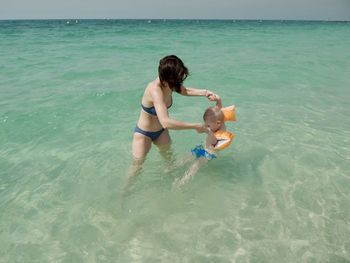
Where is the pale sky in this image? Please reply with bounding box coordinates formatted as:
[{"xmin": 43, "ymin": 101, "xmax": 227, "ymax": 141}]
[{"xmin": 1, "ymin": 0, "xmax": 349, "ymax": 20}]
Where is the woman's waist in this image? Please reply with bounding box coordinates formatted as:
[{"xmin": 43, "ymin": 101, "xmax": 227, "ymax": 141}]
[{"xmin": 136, "ymin": 113, "xmax": 163, "ymax": 131}]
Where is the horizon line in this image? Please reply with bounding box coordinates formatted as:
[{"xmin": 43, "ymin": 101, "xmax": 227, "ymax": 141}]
[{"xmin": 1, "ymin": 18, "xmax": 349, "ymax": 22}]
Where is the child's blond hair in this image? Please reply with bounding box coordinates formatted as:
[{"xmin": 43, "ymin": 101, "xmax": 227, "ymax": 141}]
[{"xmin": 203, "ymin": 106, "xmax": 224, "ymax": 122}]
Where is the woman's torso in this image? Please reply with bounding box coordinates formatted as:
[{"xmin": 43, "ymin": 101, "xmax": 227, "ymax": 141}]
[{"xmin": 137, "ymin": 79, "xmax": 172, "ymax": 131}]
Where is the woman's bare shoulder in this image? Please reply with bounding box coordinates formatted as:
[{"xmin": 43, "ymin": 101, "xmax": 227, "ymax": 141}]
[
  {"xmin": 146, "ymin": 79, "xmax": 162, "ymax": 94},
  {"xmin": 142, "ymin": 79, "xmax": 162, "ymax": 104}
]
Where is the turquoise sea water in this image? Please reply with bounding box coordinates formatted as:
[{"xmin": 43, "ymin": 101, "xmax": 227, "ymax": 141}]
[{"xmin": 1, "ymin": 20, "xmax": 350, "ymax": 262}]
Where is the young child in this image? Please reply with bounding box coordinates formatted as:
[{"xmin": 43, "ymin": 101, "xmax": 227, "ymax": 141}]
[{"xmin": 173, "ymin": 98, "xmax": 236, "ymax": 189}]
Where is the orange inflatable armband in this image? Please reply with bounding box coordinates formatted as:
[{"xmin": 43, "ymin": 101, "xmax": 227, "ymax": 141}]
[
  {"xmin": 213, "ymin": 130, "xmax": 235, "ymax": 150},
  {"xmin": 221, "ymin": 105, "xmax": 236, "ymax": 122}
]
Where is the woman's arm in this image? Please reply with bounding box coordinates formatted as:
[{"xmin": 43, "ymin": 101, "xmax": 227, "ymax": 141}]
[
  {"xmin": 179, "ymin": 86, "xmax": 220, "ymax": 102},
  {"xmin": 151, "ymin": 87, "xmax": 206, "ymax": 132},
  {"xmin": 179, "ymin": 86, "xmax": 207, "ymax": 96}
]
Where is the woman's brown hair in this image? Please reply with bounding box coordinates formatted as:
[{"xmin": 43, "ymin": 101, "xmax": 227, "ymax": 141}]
[{"xmin": 158, "ymin": 55, "xmax": 189, "ymax": 93}]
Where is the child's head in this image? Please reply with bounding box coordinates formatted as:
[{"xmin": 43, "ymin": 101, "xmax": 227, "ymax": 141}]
[{"xmin": 203, "ymin": 106, "xmax": 224, "ymax": 132}]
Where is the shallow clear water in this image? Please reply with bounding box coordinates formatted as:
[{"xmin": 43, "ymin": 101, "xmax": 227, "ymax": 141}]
[{"xmin": 1, "ymin": 20, "xmax": 350, "ymax": 262}]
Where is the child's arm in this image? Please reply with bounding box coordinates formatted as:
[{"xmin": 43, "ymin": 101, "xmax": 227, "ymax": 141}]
[
  {"xmin": 215, "ymin": 96, "xmax": 222, "ymax": 109},
  {"xmin": 205, "ymin": 129, "xmax": 218, "ymax": 150}
]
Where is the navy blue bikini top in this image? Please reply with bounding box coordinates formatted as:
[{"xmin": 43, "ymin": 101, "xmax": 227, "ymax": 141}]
[{"xmin": 141, "ymin": 97, "xmax": 173, "ymax": 116}]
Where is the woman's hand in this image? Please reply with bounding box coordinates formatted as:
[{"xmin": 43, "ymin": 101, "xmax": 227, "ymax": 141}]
[
  {"xmin": 205, "ymin": 90, "xmax": 220, "ymax": 102},
  {"xmin": 205, "ymin": 90, "xmax": 222, "ymax": 108},
  {"xmin": 194, "ymin": 123, "xmax": 208, "ymax": 133}
]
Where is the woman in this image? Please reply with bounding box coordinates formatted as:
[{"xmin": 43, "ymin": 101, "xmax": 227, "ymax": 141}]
[{"xmin": 129, "ymin": 55, "xmax": 220, "ymax": 179}]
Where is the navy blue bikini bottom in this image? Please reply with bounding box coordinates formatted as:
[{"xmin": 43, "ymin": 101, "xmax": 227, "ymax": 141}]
[{"xmin": 134, "ymin": 125, "xmax": 165, "ymax": 141}]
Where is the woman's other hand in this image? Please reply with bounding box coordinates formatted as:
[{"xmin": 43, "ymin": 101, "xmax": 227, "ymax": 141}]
[
  {"xmin": 206, "ymin": 91, "xmax": 222, "ymax": 108},
  {"xmin": 205, "ymin": 90, "xmax": 220, "ymax": 102},
  {"xmin": 194, "ymin": 123, "xmax": 207, "ymax": 133}
]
